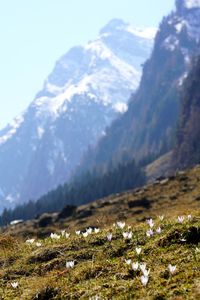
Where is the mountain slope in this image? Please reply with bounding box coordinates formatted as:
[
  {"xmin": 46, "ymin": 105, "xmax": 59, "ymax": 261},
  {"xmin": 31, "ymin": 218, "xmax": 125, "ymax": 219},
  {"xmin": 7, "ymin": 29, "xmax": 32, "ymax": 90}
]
[
  {"xmin": 0, "ymin": 19, "xmax": 155, "ymax": 210},
  {"xmin": 172, "ymin": 56, "xmax": 200, "ymax": 169},
  {"xmin": 78, "ymin": 0, "xmax": 200, "ymax": 173},
  {"xmin": 1, "ymin": 164, "xmax": 200, "ymax": 299}
]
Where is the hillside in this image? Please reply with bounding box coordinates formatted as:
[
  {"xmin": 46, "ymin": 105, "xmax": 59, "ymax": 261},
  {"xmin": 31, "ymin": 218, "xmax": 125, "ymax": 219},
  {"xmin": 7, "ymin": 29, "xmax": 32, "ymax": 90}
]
[
  {"xmin": 3, "ymin": 164, "xmax": 200, "ymax": 238},
  {"xmin": 0, "ymin": 19, "xmax": 155, "ymax": 211},
  {"xmin": 78, "ymin": 0, "xmax": 200, "ymax": 174},
  {"xmin": 0, "ymin": 165, "xmax": 200, "ymax": 299},
  {"xmin": 172, "ymin": 56, "xmax": 200, "ymax": 169}
]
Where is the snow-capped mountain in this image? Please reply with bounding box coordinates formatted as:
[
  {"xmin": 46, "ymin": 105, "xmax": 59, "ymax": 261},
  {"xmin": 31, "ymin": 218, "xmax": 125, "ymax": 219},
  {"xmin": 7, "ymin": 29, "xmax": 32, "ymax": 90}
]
[
  {"xmin": 0, "ymin": 19, "xmax": 156, "ymax": 210},
  {"xmin": 77, "ymin": 0, "xmax": 200, "ymax": 174}
]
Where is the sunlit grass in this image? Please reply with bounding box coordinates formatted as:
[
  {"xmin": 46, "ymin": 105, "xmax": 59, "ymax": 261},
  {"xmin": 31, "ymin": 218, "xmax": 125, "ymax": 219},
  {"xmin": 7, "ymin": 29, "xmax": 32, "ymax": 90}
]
[{"xmin": 0, "ymin": 212, "xmax": 199, "ymax": 299}]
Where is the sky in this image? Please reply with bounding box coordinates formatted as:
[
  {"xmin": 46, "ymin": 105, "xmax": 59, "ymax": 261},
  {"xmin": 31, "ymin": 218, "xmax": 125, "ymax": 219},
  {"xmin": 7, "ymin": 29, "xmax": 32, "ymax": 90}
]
[{"xmin": 0, "ymin": 0, "xmax": 175, "ymax": 129}]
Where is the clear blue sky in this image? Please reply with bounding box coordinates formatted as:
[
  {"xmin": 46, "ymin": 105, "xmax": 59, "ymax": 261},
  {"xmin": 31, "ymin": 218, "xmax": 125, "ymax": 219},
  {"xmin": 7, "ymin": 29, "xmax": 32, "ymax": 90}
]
[{"xmin": 0, "ymin": 0, "xmax": 175, "ymax": 129}]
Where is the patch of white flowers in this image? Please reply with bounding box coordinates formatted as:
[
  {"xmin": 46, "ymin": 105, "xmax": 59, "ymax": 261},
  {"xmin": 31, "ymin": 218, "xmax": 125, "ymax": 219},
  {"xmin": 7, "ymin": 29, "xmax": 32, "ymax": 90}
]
[
  {"xmin": 61, "ymin": 230, "xmax": 70, "ymax": 238},
  {"xmin": 168, "ymin": 264, "xmax": 176, "ymax": 274},
  {"xmin": 26, "ymin": 238, "xmax": 42, "ymax": 247},
  {"xmin": 177, "ymin": 216, "xmax": 184, "ymax": 224},
  {"xmin": 122, "ymin": 231, "xmax": 133, "ymax": 240},
  {"xmin": 26, "ymin": 238, "xmax": 35, "ymax": 244},
  {"xmin": 135, "ymin": 247, "xmax": 142, "ymax": 255},
  {"xmin": 147, "ymin": 219, "xmax": 154, "ymax": 228},
  {"xmin": 141, "ymin": 274, "xmax": 149, "ymax": 286},
  {"xmin": 159, "ymin": 215, "xmax": 164, "ymax": 221},
  {"xmin": 195, "ymin": 247, "xmax": 200, "ymax": 253},
  {"xmin": 82, "ymin": 232, "xmax": 89, "ymax": 238},
  {"xmin": 107, "ymin": 233, "xmax": 113, "ymax": 242},
  {"xmin": 125, "ymin": 259, "xmax": 132, "ymax": 265},
  {"xmin": 11, "ymin": 282, "xmax": 19, "ymax": 289},
  {"xmin": 66, "ymin": 260, "xmax": 75, "ymax": 269},
  {"xmin": 146, "ymin": 229, "xmax": 154, "ymax": 237},
  {"xmin": 19, "ymin": 213, "xmax": 195, "ymax": 294},
  {"xmin": 132, "ymin": 262, "xmax": 139, "ymax": 271},
  {"xmin": 156, "ymin": 227, "xmax": 162, "ymax": 234},
  {"xmin": 116, "ymin": 221, "xmax": 126, "ymax": 229},
  {"xmin": 50, "ymin": 233, "xmax": 60, "ymax": 240}
]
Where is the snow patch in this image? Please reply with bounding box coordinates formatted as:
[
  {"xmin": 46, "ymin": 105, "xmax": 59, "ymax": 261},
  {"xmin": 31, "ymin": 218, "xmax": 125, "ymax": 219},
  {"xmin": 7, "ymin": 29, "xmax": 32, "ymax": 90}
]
[
  {"xmin": 0, "ymin": 114, "xmax": 24, "ymax": 145},
  {"xmin": 34, "ymin": 96, "xmax": 67, "ymax": 119},
  {"xmin": 163, "ymin": 35, "xmax": 179, "ymax": 51},
  {"xmin": 37, "ymin": 127, "xmax": 45, "ymax": 139},
  {"xmin": 175, "ymin": 21, "xmax": 186, "ymax": 33},
  {"xmin": 85, "ymin": 40, "xmax": 112, "ymax": 60},
  {"xmin": 46, "ymin": 82, "xmax": 63, "ymax": 95},
  {"xmin": 113, "ymin": 102, "xmax": 128, "ymax": 114},
  {"xmin": 5, "ymin": 194, "xmax": 15, "ymax": 203},
  {"xmin": 178, "ymin": 72, "xmax": 188, "ymax": 86},
  {"xmin": 126, "ymin": 26, "xmax": 157, "ymax": 40},
  {"xmin": 184, "ymin": 0, "xmax": 200, "ymax": 9}
]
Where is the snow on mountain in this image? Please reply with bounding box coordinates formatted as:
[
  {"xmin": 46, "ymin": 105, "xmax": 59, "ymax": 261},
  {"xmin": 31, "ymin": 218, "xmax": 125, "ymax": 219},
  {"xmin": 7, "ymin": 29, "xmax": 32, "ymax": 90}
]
[
  {"xmin": 163, "ymin": 1, "xmax": 200, "ymax": 58},
  {"xmin": 0, "ymin": 19, "xmax": 155, "ymax": 211},
  {"xmin": 77, "ymin": 1, "xmax": 200, "ymax": 175},
  {"xmin": 0, "ymin": 114, "xmax": 24, "ymax": 145},
  {"xmin": 183, "ymin": 0, "xmax": 200, "ymax": 9},
  {"xmin": 126, "ymin": 26, "xmax": 157, "ymax": 39}
]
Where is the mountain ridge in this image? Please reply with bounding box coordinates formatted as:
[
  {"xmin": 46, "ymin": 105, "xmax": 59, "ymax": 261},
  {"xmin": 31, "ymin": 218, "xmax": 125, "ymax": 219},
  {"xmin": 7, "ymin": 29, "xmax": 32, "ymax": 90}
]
[
  {"xmin": 77, "ymin": 1, "xmax": 200, "ymax": 174},
  {"xmin": 0, "ymin": 20, "xmax": 155, "ymax": 211}
]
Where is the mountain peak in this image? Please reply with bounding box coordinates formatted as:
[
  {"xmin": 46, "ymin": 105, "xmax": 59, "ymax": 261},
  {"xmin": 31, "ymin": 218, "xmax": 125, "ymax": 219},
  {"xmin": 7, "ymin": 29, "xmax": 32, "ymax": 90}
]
[
  {"xmin": 100, "ymin": 19, "xmax": 157, "ymax": 40},
  {"xmin": 100, "ymin": 19, "xmax": 128, "ymax": 34},
  {"xmin": 0, "ymin": 18, "xmax": 154, "ymax": 210}
]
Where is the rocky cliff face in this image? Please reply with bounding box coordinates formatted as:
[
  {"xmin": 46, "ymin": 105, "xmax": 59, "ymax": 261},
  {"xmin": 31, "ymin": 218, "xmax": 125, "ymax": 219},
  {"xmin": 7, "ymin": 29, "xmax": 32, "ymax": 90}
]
[
  {"xmin": 172, "ymin": 56, "xmax": 200, "ymax": 169},
  {"xmin": 0, "ymin": 19, "xmax": 155, "ymax": 210},
  {"xmin": 78, "ymin": 0, "xmax": 200, "ymax": 173}
]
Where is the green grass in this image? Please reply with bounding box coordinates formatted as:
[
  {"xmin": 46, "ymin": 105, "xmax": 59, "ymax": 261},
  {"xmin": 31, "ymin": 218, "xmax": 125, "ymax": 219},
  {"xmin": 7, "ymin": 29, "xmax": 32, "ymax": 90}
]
[{"xmin": 0, "ymin": 213, "xmax": 199, "ymax": 299}]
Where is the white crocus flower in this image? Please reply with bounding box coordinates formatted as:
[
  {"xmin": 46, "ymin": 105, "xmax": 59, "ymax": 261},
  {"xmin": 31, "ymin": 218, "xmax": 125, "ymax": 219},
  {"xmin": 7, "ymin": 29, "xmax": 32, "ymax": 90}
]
[
  {"xmin": 168, "ymin": 264, "xmax": 176, "ymax": 274},
  {"xmin": 50, "ymin": 233, "xmax": 60, "ymax": 240},
  {"xmin": 89, "ymin": 296, "xmax": 101, "ymax": 300},
  {"xmin": 94, "ymin": 228, "xmax": 100, "ymax": 234},
  {"xmin": 65, "ymin": 233, "xmax": 70, "ymax": 238},
  {"xmin": 159, "ymin": 215, "xmax": 164, "ymax": 221},
  {"xmin": 11, "ymin": 282, "xmax": 18, "ymax": 289},
  {"xmin": 147, "ymin": 219, "xmax": 154, "ymax": 228},
  {"xmin": 156, "ymin": 227, "xmax": 162, "ymax": 234},
  {"xmin": 132, "ymin": 262, "xmax": 139, "ymax": 271},
  {"xmin": 125, "ymin": 259, "xmax": 132, "ymax": 265},
  {"xmin": 122, "ymin": 232, "xmax": 132, "ymax": 240},
  {"xmin": 86, "ymin": 228, "xmax": 93, "ymax": 234},
  {"xmin": 178, "ymin": 216, "xmax": 184, "ymax": 224},
  {"xmin": 187, "ymin": 215, "xmax": 192, "ymax": 221},
  {"xmin": 141, "ymin": 275, "xmax": 149, "ymax": 286},
  {"xmin": 116, "ymin": 221, "xmax": 126, "ymax": 229},
  {"xmin": 36, "ymin": 242, "xmax": 42, "ymax": 247},
  {"xmin": 75, "ymin": 230, "xmax": 81, "ymax": 235},
  {"xmin": 135, "ymin": 247, "xmax": 142, "ymax": 255},
  {"xmin": 195, "ymin": 247, "xmax": 200, "ymax": 253},
  {"xmin": 82, "ymin": 232, "xmax": 89, "ymax": 238},
  {"xmin": 146, "ymin": 229, "xmax": 154, "ymax": 237},
  {"xmin": 107, "ymin": 233, "xmax": 112, "ymax": 242},
  {"xmin": 26, "ymin": 239, "xmax": 35, "ymax": 244},
  {"xmin": 61, "ymin": 230, "xmax": 66, "ymax": 237},
  {"xmin": 66, "ymin": 261, "xmax": 75, "ymax": 269},
  {"xmin": 140, "ymin": 263, "xmax": 147, "ymax": 273},
  {"xmin": 142, "ymin": 268, "xmax": 150, "ymax": 277}
]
